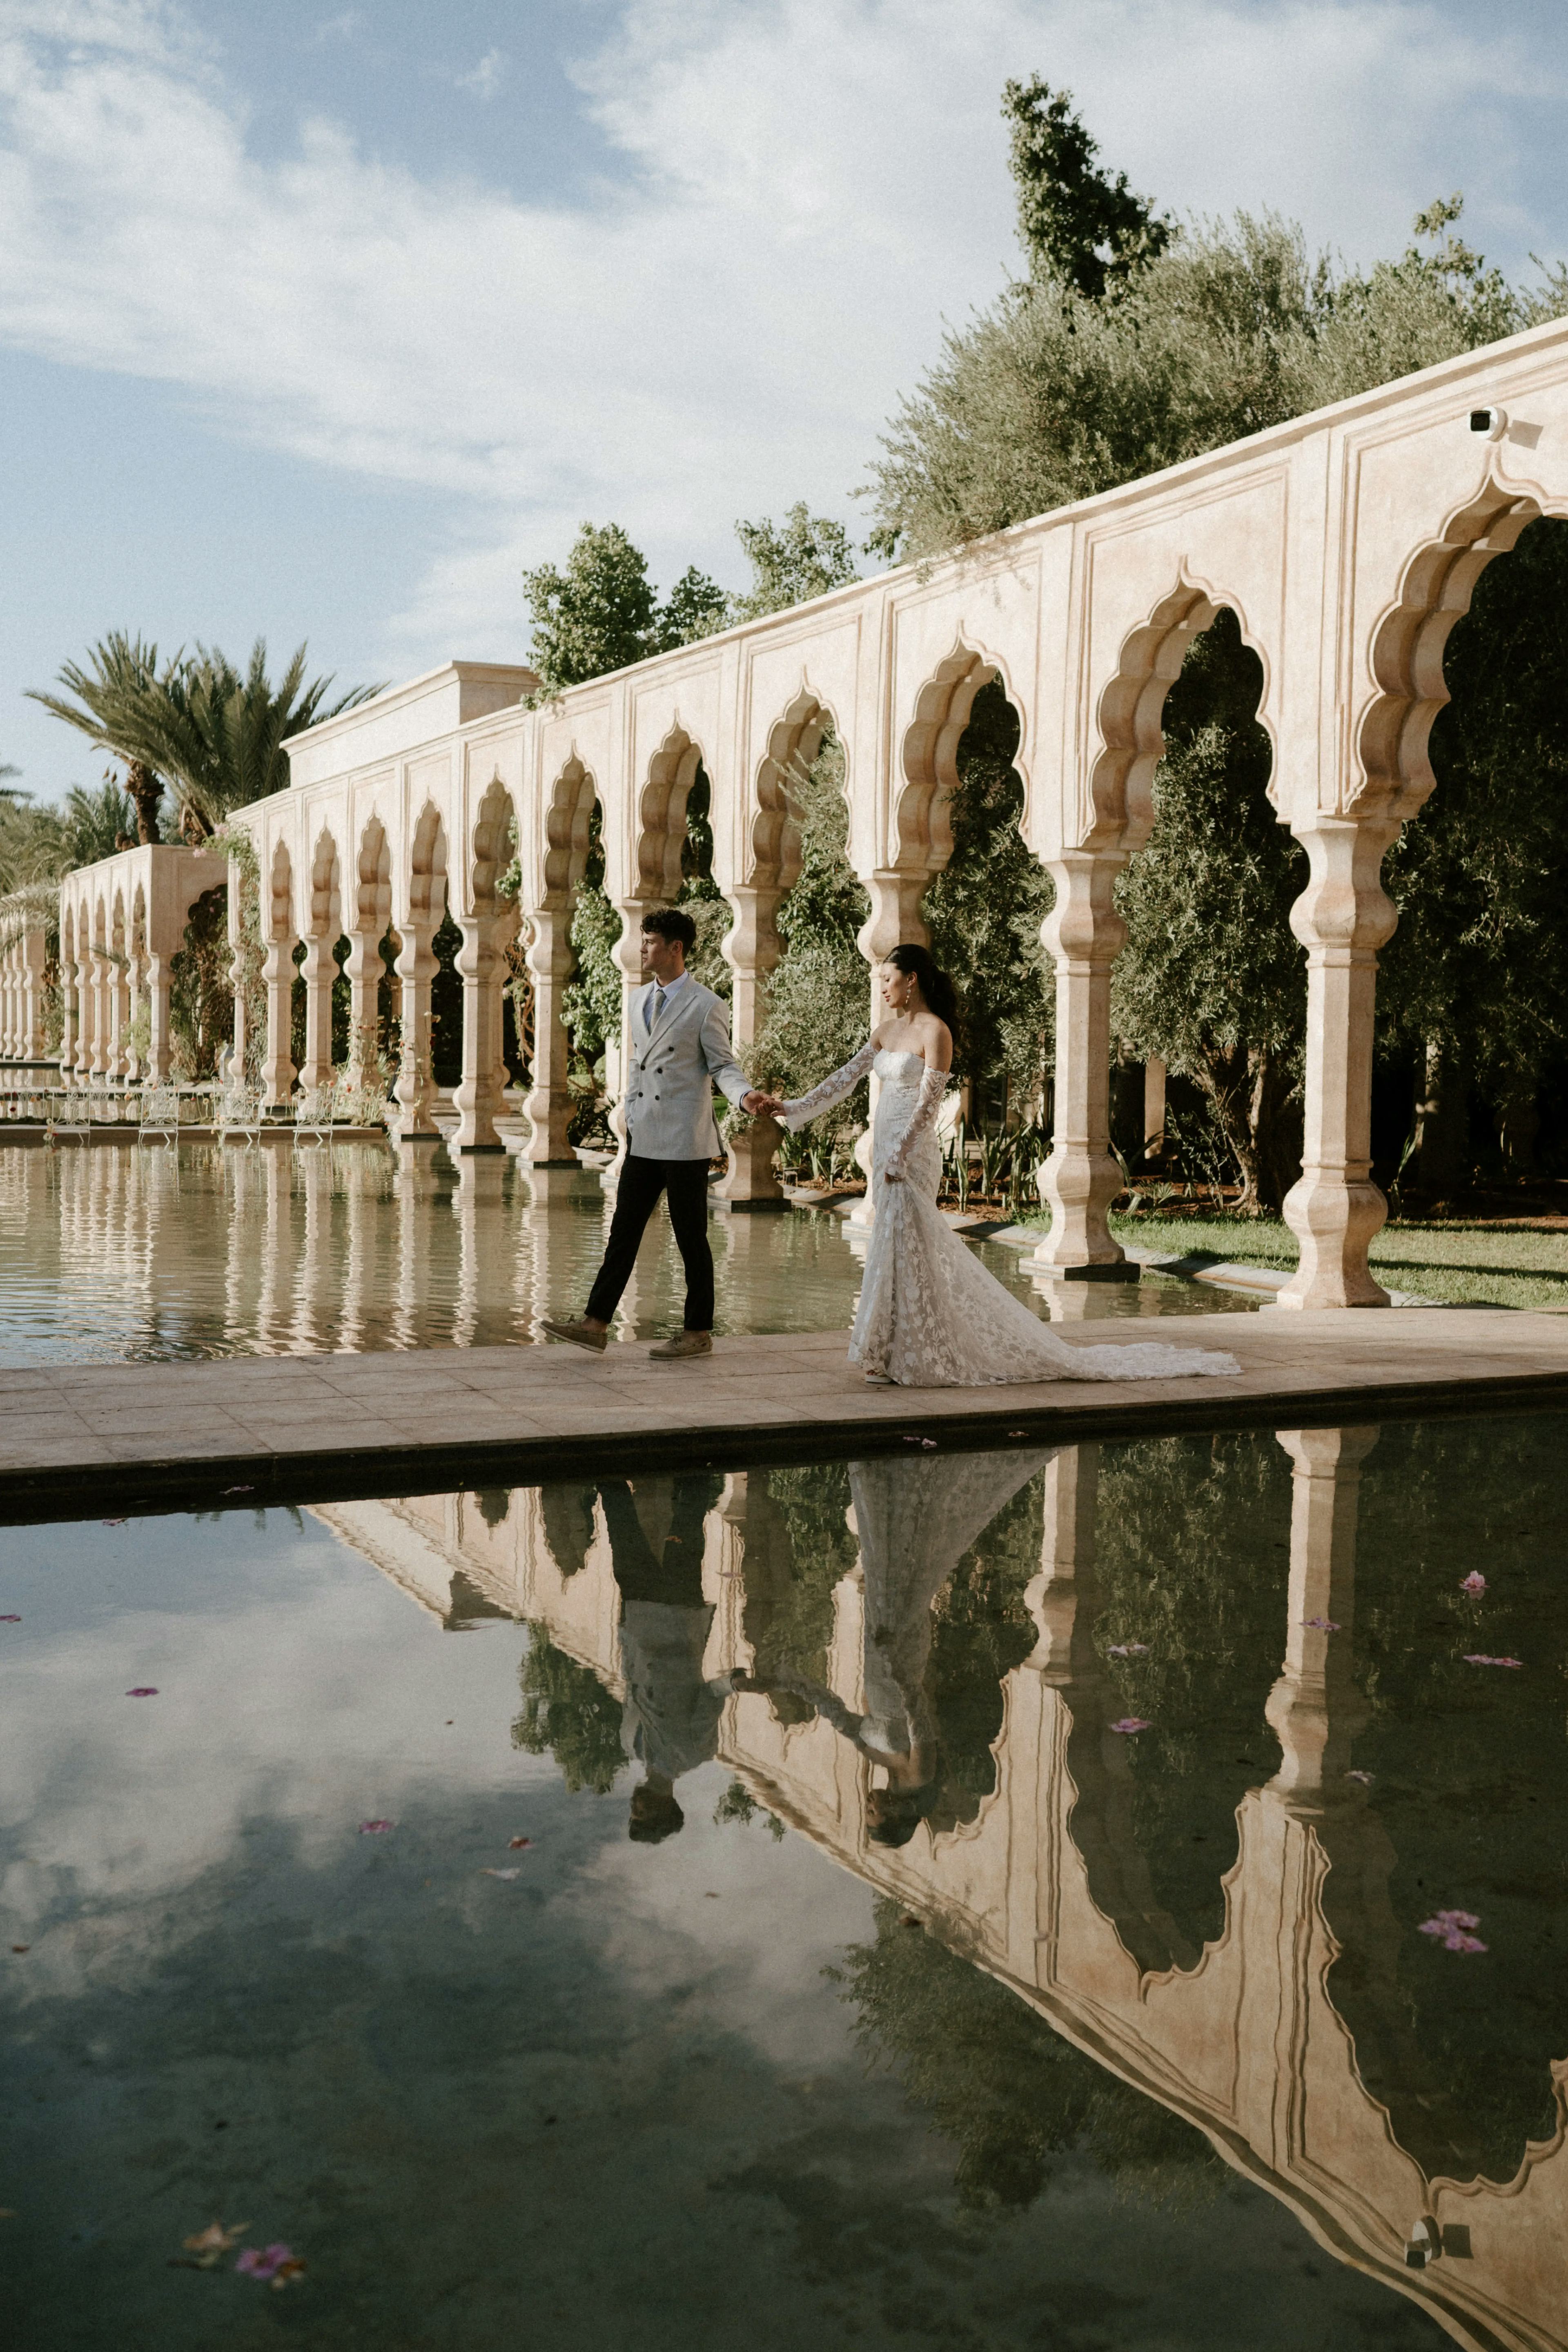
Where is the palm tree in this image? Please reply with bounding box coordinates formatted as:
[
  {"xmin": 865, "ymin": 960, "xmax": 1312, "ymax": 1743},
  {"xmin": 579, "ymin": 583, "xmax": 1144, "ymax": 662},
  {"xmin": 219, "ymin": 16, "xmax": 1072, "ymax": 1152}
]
[
  {"xmin": 28, "ymin": 634, "xmax": 381, "ymax": 841},
  {"xmin": 25, "ymin": 636, "xmax": 168, "ymax": 842}
]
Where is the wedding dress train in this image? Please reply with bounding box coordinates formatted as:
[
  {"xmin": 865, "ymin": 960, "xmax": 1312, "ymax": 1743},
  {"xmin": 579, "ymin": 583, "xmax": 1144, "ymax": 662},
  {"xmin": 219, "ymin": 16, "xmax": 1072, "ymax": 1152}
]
[{"xmin": 781, "ymin": 1046, "xmax": 1241, "ymax": 1388}]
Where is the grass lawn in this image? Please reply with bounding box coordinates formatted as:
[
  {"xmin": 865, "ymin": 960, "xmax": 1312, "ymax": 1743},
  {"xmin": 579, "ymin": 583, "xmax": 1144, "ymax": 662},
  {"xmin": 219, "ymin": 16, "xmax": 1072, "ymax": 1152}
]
[{"xmin": 1015, "ymin": 1210, "xmax": 1568, "ymax": 1313}]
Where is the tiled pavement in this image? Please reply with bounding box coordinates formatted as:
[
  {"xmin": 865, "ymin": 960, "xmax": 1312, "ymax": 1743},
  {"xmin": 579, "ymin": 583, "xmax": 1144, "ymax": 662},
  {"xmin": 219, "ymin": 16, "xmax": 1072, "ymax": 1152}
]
[{"xmin": 4, "ymin": 1306, "xmax": 1568, "ymax": 1520}]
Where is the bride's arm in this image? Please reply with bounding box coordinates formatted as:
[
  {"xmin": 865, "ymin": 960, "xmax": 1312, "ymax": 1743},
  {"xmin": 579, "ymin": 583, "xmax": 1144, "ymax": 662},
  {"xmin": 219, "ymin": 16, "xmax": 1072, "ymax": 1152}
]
[{"xmin": 775, "ymin": 1039, "xmax": 878, "ymax": 1132}]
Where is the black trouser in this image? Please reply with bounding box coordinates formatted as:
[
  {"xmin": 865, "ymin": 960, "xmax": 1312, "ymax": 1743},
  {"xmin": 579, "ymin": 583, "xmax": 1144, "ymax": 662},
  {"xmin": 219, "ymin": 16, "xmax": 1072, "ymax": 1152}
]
[{"xmin": 585, "ymin": 1155, "xmax": 714, "ymax": 1331}]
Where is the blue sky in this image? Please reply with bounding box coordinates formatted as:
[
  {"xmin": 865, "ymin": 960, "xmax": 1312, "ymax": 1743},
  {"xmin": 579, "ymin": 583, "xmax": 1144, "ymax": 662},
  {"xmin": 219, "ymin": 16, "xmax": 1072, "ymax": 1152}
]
[{"xmin": 2, "ymin": 0, "xmax": 1567, "ymax": 800}]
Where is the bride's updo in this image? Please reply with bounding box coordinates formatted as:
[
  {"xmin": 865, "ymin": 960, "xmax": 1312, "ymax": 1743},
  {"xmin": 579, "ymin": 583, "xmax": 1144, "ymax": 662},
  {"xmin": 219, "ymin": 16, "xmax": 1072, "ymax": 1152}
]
[{"xmin": 886, "ymin": 942, "xmax": 959, "ymax": 1033}]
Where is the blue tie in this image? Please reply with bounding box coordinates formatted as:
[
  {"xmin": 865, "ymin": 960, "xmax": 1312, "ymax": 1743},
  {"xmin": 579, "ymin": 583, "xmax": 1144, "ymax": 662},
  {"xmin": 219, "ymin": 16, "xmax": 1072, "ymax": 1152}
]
[{"xmin": 646, "ymin": 984, "xmax": 666, "ymax": 1033}]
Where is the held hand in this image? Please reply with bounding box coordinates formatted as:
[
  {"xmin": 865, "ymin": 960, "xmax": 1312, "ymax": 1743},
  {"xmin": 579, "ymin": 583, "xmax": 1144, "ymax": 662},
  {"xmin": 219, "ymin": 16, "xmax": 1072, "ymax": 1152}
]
[{"xmin": 740, "ymin": 1089, "xmax": 776, "ymax": 1116}]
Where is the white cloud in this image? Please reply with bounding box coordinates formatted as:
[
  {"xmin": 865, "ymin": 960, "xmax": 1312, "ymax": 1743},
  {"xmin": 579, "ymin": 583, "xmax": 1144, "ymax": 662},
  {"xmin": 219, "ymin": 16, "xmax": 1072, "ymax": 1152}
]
[
  {"xmin": 455, "ymin": 43, "xmax": 506, "ymax": 100},
  {"xmin": 0, "ymin": 0, "xmax": 1560, "ymax": 664}
]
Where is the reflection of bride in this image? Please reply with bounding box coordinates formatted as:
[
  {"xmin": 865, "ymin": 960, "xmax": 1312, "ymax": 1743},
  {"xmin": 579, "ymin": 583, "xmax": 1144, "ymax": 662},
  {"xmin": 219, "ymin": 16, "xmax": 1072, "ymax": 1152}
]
[
  {"xmin": 738, "ymin": 1447, "xmax": 1054, "ymax": 1846},
  {"xmin": 771, "ymin": 946, "xmax": 1239, "ymax": 1390}
]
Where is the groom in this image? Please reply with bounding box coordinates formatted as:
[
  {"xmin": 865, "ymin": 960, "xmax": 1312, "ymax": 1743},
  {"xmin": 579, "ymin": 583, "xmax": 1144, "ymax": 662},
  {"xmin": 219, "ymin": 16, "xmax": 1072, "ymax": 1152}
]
[{"xmin": 542, "ymin": 905, "xmax": 773, "ymax": 1361}]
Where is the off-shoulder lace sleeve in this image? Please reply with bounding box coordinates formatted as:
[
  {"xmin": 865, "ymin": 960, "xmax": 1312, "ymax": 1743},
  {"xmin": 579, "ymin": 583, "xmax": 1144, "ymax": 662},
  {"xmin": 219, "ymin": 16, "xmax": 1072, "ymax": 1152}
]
[
  {"xmin": 779, "ymin": 1040, "xmax": 876, "ymax": 1132},
  {"xmin": 884, "ymin": 1064, "xmax": 949, "ymax": 1178}
]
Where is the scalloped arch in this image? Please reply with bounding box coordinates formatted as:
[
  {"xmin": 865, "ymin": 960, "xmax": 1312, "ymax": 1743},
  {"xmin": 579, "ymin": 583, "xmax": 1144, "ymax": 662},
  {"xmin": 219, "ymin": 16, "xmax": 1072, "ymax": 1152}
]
[
  {"xmin": 540, "ymin": 754, "xmax": 597, "ymax": 907},
  {"xmin": 1352, "ymin": 481, "xmax": 1551, "ymax": 824},
  {"xmin": 408, "ymin": 802, "xmax": 448, "ymax": 929},
  {"xmin": 895, "ymin": 640, "xmax": 1018, "ymax": 882},
  {"xmin": 748, "ymin": 683, "xmax": 841, "ymax": 897},
  {"xmin": 469, "ymin": 773, "xmax": 516, "ymax": 911},
  {"xmin": 1078, "ymin": 567, "xmax": 1276, "ymax": 858},
  {"xmin": 635, "ymin": 724, "xmax": 704, "ymax": 904},
  {"xmin": 308, "ymin": 826, "xmax": 342, "ymax": 940}
]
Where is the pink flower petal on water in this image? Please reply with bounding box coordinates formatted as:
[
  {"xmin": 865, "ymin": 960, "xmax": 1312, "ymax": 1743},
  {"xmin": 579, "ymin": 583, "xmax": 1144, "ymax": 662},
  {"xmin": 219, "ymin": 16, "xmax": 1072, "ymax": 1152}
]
[
  {"xmin": 236, "ymin": 2241, "xmax": 297, "ymax": 2281},
  {"xmin": 481, "ymin": 1866, "xmax": 521, "ymax": 1881},
  {"xmin": 357, "ymin": 1819, "xmax": 394, "ymax": 1835},
  {"xmin": 1302, "ymin": 1617, "xmax": 1341, "ymax": 1633},
  {"xmin": 1460, "ymin": 1572, "xmax": 1487, "ymax": 1595},
  {"xmin": 101, "ymin": 1518, "xmax": 127, "ymax": 1527},
  {"xmin": 126, "ymin": 1687, "xmax": 158, "ymax": 1697},
  {"xmin": 507, "ymin": 1837, "xmax": 532, "ymax": 1850},
  {"xmin": 1463, "ymin": 1654, "xmax": 1522, "ymax": 1668},
  {"xmin": 1420, "ymin": 1908, "xmax": 1483, "ymax": 1951},
  {"xmin": 1110, "ymin": 1717, "xmax": 1151, "ymax": 1735},
  {"xmin": 1345, "ymin": 1769, "xmax": 1373, "ymax": 1784},
  {"xmin": 1108, "ymin": 1642, "xmax": 1149, "ymax": 1658},
  {"xmin": 0, "ymin": 1615, "xmax": 19, "ymax": 1623},
  {"xmin": 223, "ymin": 1485, "xmax": 254, "ymax": 1495}
]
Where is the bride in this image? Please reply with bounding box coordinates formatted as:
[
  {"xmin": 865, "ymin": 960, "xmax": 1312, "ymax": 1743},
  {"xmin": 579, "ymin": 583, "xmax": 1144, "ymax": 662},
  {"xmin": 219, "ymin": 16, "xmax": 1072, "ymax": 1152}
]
[{"xmin": 762, "ymin": 945, "xmax": 1240, "ymax": 1390}]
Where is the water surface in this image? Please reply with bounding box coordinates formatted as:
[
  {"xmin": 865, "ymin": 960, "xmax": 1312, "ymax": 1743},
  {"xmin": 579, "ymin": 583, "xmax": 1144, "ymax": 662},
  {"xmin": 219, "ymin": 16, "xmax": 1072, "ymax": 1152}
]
[{"xmin": 7, "ymin": 1412, "xmax": 1563, "ymax": 2348}]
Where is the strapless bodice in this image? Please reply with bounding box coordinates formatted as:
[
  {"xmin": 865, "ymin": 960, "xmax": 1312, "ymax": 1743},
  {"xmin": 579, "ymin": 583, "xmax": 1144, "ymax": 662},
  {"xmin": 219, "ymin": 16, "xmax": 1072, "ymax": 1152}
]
[{"xmin": 873, "ymin": 1049, "xmax": 927, "ymax": 1084}]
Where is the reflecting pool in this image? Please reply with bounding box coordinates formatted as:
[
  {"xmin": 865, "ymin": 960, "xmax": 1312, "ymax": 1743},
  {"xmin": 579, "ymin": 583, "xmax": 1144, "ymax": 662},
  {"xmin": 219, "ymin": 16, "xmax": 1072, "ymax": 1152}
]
[
  {"xmin": 7, "ymin": 1412, "xmax": 1565, "ymax": 2348},
  {"xmin": 0, "ymin": 1141, "xmax": 1247, "ymax": 1363}
]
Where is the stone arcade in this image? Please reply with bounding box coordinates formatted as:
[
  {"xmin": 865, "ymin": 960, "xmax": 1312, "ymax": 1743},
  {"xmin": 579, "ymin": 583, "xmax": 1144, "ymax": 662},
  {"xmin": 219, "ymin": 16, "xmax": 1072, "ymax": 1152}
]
[{"xmin": 42, "ymin": 312, "xmax": 1568, "ymax": 1307}]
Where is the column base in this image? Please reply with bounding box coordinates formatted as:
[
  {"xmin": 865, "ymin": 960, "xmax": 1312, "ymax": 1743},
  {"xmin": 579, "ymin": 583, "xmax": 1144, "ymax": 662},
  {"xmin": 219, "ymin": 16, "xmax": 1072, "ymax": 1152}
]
[
  {"xmin": 456, "ymin": 1142, "xmax": 508, "ymax": 1156},
  {"xmin": 710, "ymin": 1194, "xmax": 789, "ymax": 1214}
]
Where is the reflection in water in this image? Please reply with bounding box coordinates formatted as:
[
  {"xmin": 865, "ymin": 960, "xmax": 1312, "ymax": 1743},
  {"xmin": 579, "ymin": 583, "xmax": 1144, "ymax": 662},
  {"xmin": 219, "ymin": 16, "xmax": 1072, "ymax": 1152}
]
[
  {"xmin": 0, "ymin": 1139, "xmax": 1250, "ymax": 1361},
  {"xmin": 318, "ymin": 1420, "xmax": 1568, "ymax": 2351},
  {"xmin": 11, "ymin": 1420, "xmax": 1568, "ymax": 2346}
]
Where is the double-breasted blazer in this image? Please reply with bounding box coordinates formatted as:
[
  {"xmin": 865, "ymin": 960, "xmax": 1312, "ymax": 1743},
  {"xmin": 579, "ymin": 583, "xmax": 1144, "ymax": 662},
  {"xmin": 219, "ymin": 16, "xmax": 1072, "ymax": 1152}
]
[{"xmin": 623, "ymin": 979, "xmax": 752, "ymax": 1161}]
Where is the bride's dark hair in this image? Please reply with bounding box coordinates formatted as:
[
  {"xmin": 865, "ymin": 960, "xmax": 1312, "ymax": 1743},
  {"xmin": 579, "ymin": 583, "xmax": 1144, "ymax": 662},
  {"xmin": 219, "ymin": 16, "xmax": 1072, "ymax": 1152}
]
[{"xmin": 886, "ymin": 942, "xmax": 959, "ymax": 1034}]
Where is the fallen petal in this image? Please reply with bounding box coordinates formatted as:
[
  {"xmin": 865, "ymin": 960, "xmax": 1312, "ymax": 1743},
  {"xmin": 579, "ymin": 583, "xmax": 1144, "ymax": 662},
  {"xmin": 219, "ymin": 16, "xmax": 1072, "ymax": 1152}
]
[
  {"xmin": 1444, "ymin": 1931, "xmax": 1488, "ymax": 1954},
  {"xmin": 1108, "ymin": 1642, "xmax": 1149, "ymax": 1658},
  {"xmin": 507, "ymin": 1837, "xmax": 532, "ymax": 1850},
  {"xmin": 0, "ymin": 1615, "xmax": 19, "ymax": 1623},
  {"xmin": 1460, "ymin": 1572, "xmax": 1487, "ymax": 1595},
  {"xmin": 1110, "ymin": 1717, "xmax": 1151, "ymax": 1735},
  {"xmin": 1302, "ymin": 1617, "xmax": 1342, "ymax": 1633},
  {"xmin": 481, "ymin": 1866, "xmax": 521, "ymax": 1881},
  {"xmin": 1463, "ymin": 1655, "xmax": 1523, "ymax": 1668},
  {"xmin": 101, "ymin": 1519, "xmax": 127, "ymax": 1527},
  {"xmin": 1344, "ymin": 1770, "xmax": 1374, "ymax": 1785},
  {"xmin": 223, "ymin": 1485, "xmax": 255, "ymax": 1495},
  {"xmin": 357, "ymin": 1820, "xmax": 395, "ymax": 1835},
  {"xmin": 126, "ymin": 1687, "xmax": 159, "ymax": 1698}
]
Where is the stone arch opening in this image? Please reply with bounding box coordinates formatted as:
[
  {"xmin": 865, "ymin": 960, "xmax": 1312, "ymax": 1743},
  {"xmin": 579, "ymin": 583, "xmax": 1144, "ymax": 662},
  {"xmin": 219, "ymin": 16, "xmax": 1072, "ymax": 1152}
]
[
  {"xmin": 1374, "ymin": 506, "xmax": 1568, "ymax": 1203},
  {"xmin": 528, "ymin": 754, "xmax": 605, "ymax": 1163},
  {"xmin": 351, "ymin": 815, "xmax": 394, "ymax": 1075},
  {"xmin": 1110, "ymin": 602, "xmax": 1297, "ymax": 1213},
  {"xmin": 740, "ymin": 690, "xmax": 869, "ymax": 1194}
]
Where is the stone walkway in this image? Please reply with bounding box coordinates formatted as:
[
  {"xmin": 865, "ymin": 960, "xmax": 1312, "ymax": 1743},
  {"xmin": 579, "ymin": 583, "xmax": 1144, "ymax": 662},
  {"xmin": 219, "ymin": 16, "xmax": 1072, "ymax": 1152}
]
[{"xmin": 6, "ymin": 1306, "xmax": 1568, "ymax": 1520}]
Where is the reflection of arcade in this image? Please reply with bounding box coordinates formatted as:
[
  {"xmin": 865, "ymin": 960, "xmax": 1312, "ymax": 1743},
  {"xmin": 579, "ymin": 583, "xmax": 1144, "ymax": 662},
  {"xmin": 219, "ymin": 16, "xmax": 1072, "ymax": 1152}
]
[{"xmin": 317, "ymin": 1437, "xmax": 1568, "ymax": 2352}]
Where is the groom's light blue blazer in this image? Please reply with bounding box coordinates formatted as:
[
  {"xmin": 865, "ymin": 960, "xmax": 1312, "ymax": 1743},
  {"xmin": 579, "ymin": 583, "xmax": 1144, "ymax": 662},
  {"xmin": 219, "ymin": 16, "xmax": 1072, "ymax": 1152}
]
[{"xmin": 623, "ymin": 980, "xmax": 751, "ymax": 1161}]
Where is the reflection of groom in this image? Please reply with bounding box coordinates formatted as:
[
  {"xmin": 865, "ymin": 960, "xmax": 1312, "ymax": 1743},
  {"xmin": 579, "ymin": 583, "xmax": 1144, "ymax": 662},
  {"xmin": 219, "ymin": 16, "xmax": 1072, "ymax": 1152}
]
[
  {"xmin": 599, "ymin": 1472, "xmax": 726, "ymax": 1842},
  {"xmin": 542, "ymin": 905, "xmax": 773, "ymax": 1362}
]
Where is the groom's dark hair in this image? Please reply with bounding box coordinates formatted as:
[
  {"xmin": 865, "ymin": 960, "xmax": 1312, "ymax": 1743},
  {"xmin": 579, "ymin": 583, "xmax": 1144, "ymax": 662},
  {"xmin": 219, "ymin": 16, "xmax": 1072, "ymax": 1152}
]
[{"xmin": 641, "ymin": 905, "xmax": 697, "ymax": 953}]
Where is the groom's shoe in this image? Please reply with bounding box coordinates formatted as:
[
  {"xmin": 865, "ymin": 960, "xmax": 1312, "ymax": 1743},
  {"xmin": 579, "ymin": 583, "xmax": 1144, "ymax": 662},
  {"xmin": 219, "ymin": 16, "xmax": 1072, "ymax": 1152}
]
[
  {"xmin": 541, "ymin": 1316, "xmax": 609, "ymax": 1354},
  {"xmin": 648, "ymin": 1330, "xmax": 713, "ymax": 1361}
]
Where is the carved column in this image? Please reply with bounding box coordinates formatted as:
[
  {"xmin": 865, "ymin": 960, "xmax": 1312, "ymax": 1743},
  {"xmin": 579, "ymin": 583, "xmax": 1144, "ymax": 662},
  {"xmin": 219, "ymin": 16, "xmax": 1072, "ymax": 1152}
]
[
  {"xmin": 1028, "ymin": 852, "xmax": 1135, "ymax": 1278},
  {"xmin": 60, "ymin": 931, "xmax": 80, "ymax": 1080},
  {"xmin": 451, "ymin": 910, "xmax": 508, "ymax": 1151},
  {"xmin": 523, "ymin": 907, "xmax": 577, "ymax": 1165},
  {"xmin": 106, "ymin": 943, "xmax": 130, "ymax": 1083},
  {"xmin": 87, "ymin": 938, "xmax": 111, "ymax": 1080},
  {"xmin": 224, "ymin": 854, "xmax": 248, "ymax": 1085},
  {"xmin": 342, "ymin": 929, "xmax": 383, "ymax": 1084},
  {"xmin": 299, "ymin": 933, "xmax": 339, "ymax": 1091},
  {"xmin": 146, "ymin": 953, "xmax": 172, "ymax": 1084},
  {"xmin": 715, "ymin": 884, "xmax": 782, "ymax": 1209},
  {"xmin": 846, "ymin": 873, "xmax": 928, "ymax": 1229},
  {"xmin": 21, "ymin": 931, "xmax": 43, "ymax": 1061},
  {"xmin": 1277, "ymin": 817, "xmax": 1400, "ymax": 1309},
  {"xmin": 1265, "ymin": 1427, "xmax": 1378, "ymax": 1797},
  {"xmin": 392, "ymin": 926, "xmax": 440, "ymax": 1138},
  {"xmin": 260, "ymin": 936, "xmax": 297, "ymax": 1107}
]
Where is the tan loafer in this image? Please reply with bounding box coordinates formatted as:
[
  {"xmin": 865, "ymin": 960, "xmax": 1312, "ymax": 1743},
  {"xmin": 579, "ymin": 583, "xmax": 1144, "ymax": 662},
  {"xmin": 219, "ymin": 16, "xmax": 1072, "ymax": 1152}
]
[
  {"xmin": 541, "ymin": 1316, "xmax": 609, "ymax": 1353},
  {"xmin": 648, "ymin": 1331, "xmax": 713, "ymax": 1361}
]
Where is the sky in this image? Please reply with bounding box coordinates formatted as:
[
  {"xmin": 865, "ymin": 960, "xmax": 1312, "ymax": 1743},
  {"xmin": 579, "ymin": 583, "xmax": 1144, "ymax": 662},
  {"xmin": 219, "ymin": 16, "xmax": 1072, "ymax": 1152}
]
[{"xmin": 2, "ymin": 0, "xmax": 1567, "ymax": 800}]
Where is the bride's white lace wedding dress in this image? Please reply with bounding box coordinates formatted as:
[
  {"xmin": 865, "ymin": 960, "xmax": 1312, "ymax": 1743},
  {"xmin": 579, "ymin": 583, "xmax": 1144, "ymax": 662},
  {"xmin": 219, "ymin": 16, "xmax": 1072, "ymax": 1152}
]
[{"xmin": 780, "ymin": 1045, "xmax": 1241, "ymax": 1389}]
